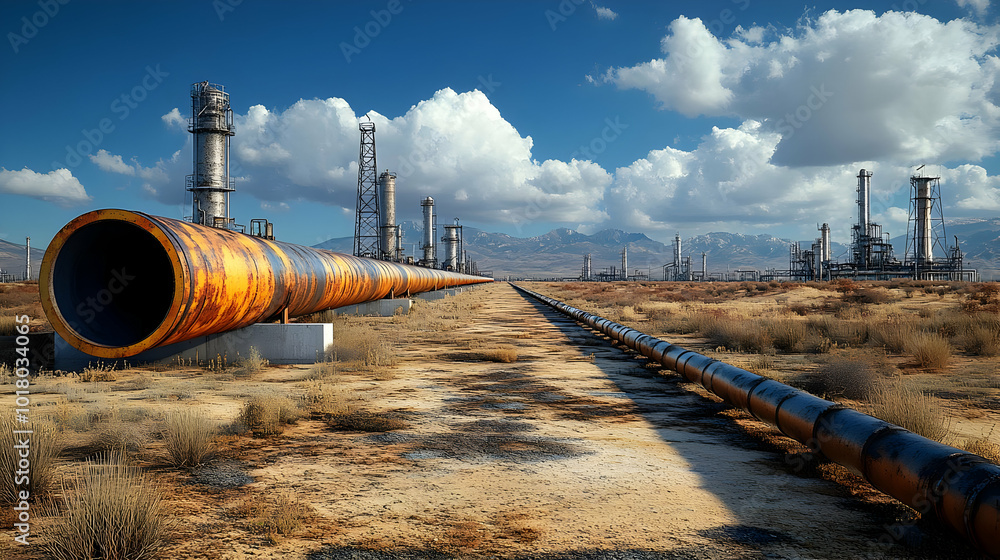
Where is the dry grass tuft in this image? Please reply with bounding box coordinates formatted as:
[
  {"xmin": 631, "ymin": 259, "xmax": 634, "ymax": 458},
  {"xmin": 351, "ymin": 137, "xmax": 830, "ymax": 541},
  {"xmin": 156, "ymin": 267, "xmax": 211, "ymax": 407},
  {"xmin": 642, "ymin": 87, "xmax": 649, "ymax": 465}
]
[
  {"xmin": 328, "ymin": 320, "xmax": 397, "ymax": 367},
  {"xmin": 233, "ymin": 346, "xmax": 268, "ymax": 378},
  {"xmin": 304, "ymin": 381, "xmax": 351, "ymax": 415},
  {"xmin": 962, "ymin": 435, "xmax": 1000, "ymax": 464},
  {"xmin": 866, "ymin": 382, "xmax": 949, "ymax": 442},
  {"xmin": 95, "ymin": 420, "xmax": 148, "ymax": 455},
  {"xmin": 163, "ymin": 410, "xmax": 217, "ymax": 467},
  {"xmin": 907, "ymin": 332, "xmax": 952, "ymax": 370},
  {"xmin": 869, "ymin": 319, "xmax": 917, "ymax": 354},
  {"xmin": 704, "ymin": 318, "xmax": 773, "ymax": 353},
  {"xmin": 233, "ymin": 491, "xmax": 309, "ymax": 540},
  {"xmin": 42, "ymin": 451, "xmax": 168, "ymax": 560},
  {"xmin": 0, "ymin": 315, "xmax": 16, "ymax": 336},
  {"xmin": 797, "ymin": 352, "xmax": 893, "ymax": 400},
  {"xmin": 470, "ymin": 345, "xmax": 519, "ymax": 363},
  {"xmin": 959, "ymin": 321, "xmax": 1000, "ymax": 357},
  {"xmin": 0, "ymin": 415, "xmax": 59, "ymax": 504},
  {"xmin": 766, "ymin": 319, "xmax": 808, "ymax": 353},
  {"xmin": 239, "ymin": 394, "xmax": 302, "ymax": 436},
  {"xmin": 79, "ymin": 362, "xmax": 119, "ymax": 382}
]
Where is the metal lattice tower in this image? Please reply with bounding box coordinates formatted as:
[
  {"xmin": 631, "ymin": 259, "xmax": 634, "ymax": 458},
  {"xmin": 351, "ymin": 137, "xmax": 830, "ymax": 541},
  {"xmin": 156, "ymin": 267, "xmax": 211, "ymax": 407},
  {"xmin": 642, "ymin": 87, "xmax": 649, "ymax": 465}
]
[
  {"xmin": 354, "ymin": 120, "xmax": 381, "ymax": 258},
  {"xmin": 905, "ymin": 173, "xmax": 948, "ymax": 271}
]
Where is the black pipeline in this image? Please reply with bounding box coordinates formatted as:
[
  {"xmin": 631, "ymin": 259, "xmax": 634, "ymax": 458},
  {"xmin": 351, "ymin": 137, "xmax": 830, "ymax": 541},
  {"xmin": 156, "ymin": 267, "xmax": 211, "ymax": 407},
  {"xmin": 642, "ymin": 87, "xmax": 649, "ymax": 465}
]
[{"xmin": 511, "ymin": 283, "xmax": 999, "ymax": 558}]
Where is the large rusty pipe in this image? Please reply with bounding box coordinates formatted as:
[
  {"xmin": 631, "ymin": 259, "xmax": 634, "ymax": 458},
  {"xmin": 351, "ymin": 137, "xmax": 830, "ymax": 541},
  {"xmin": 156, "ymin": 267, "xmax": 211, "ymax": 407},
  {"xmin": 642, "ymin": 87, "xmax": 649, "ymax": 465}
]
[
  {"xmin": 40, "ymin": 209, "xmax": 491, "ymax": 358},
  {"xmin": 511, "ymin": 283, "xmax": 1000, "ymax": 557}
]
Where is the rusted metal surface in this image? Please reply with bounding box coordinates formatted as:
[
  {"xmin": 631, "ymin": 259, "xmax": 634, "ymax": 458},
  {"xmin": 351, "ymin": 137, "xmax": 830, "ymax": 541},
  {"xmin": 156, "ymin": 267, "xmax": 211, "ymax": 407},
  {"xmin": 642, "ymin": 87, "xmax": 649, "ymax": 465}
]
[
  {"xmin": 512, "ymin": 283, "xmax": 1000, "ymax": 558},
  {"xmin": 40, "ymin": 209, "xmax": 491, "ymax": 358}
]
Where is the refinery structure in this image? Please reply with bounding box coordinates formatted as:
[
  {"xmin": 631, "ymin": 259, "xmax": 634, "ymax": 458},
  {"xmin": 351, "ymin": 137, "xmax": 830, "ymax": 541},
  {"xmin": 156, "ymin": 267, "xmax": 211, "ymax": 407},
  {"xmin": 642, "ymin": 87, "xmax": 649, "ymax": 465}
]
[
  {"xmin": 174, "ymin": 81, "xmax": 480, "ymax": 276},
  {"xmin": 578, "ymin": 167, "xmax": 978, "ymax": 283}
]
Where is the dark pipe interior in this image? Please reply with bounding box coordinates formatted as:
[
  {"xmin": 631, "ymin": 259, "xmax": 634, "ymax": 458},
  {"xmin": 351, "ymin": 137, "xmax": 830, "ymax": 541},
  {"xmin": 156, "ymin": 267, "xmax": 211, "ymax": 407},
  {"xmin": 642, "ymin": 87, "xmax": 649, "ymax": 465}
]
[{"xmin": 52, "ymin": 221, "xmax": 174, "ymax": 347}]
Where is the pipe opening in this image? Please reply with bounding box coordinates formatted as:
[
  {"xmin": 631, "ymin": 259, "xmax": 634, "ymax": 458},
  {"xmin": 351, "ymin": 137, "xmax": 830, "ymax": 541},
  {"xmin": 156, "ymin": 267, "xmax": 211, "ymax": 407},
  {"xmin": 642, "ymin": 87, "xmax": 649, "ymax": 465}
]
[{"xmin": 51, "ymin": 221, "xmax": 174, "ymax": 348}]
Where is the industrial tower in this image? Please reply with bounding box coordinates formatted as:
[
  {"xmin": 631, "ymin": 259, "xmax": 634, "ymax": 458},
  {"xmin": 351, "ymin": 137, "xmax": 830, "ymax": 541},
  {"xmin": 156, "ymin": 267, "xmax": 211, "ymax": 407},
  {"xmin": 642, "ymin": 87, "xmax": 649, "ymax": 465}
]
[
  {"xmin": 905, "ymin": 172, "xmax": 948, "ymax": 272},
  {"xmin": 354, "ymin": 120, "xmax": 381, "ymax": 258},
  {"xmin": 186, "ymin": 81, "xmax": 235, "ymax": 228}
]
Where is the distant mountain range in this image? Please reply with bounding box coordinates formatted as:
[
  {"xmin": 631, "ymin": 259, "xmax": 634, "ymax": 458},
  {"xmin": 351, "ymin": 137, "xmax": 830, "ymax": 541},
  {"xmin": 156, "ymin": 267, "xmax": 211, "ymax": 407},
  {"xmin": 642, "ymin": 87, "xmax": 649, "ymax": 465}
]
[
  {"xmin": 0, "ymin": 238, "xmax": 43, "ymax": 280},
  {"xmin": 315, "ymin": 218, "xmax": 1000, "ymax": 280},
  {"xmin": 5, "ymin": 217, "xmax": 996, "ymax": 283}
]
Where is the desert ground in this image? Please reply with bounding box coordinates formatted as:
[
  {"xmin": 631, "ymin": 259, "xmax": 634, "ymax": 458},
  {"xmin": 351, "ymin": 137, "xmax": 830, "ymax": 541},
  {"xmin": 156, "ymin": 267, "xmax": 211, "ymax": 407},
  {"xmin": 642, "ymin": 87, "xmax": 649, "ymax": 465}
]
[{"xmin": 0, "ymin": 280, "xmax": 997, "ymax": 559}]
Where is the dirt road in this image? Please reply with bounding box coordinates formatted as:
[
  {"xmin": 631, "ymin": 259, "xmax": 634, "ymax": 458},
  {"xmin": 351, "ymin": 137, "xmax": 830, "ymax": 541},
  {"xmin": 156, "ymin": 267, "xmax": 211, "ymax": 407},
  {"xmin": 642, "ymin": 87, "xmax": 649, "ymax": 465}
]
[{"xmin": 160, "ymin": 283, "xmax": 976, "ymax": 559}]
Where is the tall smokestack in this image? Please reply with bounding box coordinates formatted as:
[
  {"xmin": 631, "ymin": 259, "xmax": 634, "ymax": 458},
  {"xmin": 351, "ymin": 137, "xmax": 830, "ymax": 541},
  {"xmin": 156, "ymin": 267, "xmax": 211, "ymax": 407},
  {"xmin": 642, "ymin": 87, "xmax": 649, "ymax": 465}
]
[
  {"xmin": 856, "ymin": 169, "xmax": 872, "ymax": 267},
  {"xmin": 621, "ymin": 246, "xmax": 628, "ymax": 281},
  {"xmin": 187, "ymin": 81, "xmax": 235, "ymax": 228},
  {"xmin": 674, "ymin": 233, "xmax": 681, "ymax": 271},
  {"xmin": 913, "ymin": 176, "xmax": 935, "ymax": 266},
  {"xmin": 378, "ymin": 170, "xmax": 397, "ymax": 260},
  {"xmin": 701, "ymin": 252, "xmax": 707, "ymax": 280},
  {"xmin": 421, "ymin": 197, "xmax": 436, "ymax": 266},
  {"xmin": 25, "ymin": 237, "xmax": 30, "ymax": 281},
  {"xmin": 819, "ymin": 223, "xmax": 831, "ymax": 280}
]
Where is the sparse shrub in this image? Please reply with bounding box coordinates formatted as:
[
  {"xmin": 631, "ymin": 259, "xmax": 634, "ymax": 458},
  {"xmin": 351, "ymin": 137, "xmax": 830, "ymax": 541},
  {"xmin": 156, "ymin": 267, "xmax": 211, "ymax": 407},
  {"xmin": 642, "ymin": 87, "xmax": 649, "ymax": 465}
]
[
  {"xmin": 234, "ymin": 491, "xmax": 309, "ymax": 539},
  {"xmin": 163, "ymin": 410, "xmax": 217, "ymax": 467},
  {"xmin": 0, "ymin": 415, "xmax": 59, "ymax": 503},
  {"xmin": 787, "ymin": 303, "xmax": 813, "ymax": 316},
  {"xmin": 42, "ymin": 451, "xmax": 168, "ymax": 560},
  {"xmin": 703, "ymin": 318, "xmax": 773, "ymax": 353},
  {"xmin": 474, "ymin": 345, "xmax": 519, "ymax": 363},
  {"xmin": 866, "ymin": 382, "xmax": 948, "ymax": 442},
  {"xmin": 869, "ymin": 319, "xmax": 917, "ymax": 354},
  {"xmin": 239, "ymin": 394, "xmax": 301, "ymax": 436},
  {"xmin": 96, "ymin": 421, "xmax": 148, "ymax": 455},
  {"xmin": 80, "ymin": 362, "xmax": 118, "ymax": 382},
  {"xmin": 797, "ymin": 353, "xmax": 894, "ymax": 400},
  {"xmin": 845, "ymin": 287, "xmax": 896, "ymax": 305},
  {"xmin": 126, "ymin": 373, "xmax": 154, "ymax": 390},
  {"xmin": 959, "ymin": 317, "xmax": 1000, "ymax": 357},
  {"xmin": 233, "ymin": 346, "xmax": 268, "ymax": 378},
  {"xmin": 304, "ymin": 381, "xmax": 351, "ymax": 415},
  {"xmin": 767, "ymin": 319, "xmax": 807, "ymax": 353},
  {"xmin": 807, "ymin": 316, "xmax": 868, "ymax": 347},
  {"xmin": 963, "ymin": 436, "xmax": 1000, "ymax": 464},
  {"xmin": 328, "ymin": 321, "xmax": 397, "ymax": 367},
  {"xmin": 907, "ymin": 332, "xmax": 951, "ymax": 370}
]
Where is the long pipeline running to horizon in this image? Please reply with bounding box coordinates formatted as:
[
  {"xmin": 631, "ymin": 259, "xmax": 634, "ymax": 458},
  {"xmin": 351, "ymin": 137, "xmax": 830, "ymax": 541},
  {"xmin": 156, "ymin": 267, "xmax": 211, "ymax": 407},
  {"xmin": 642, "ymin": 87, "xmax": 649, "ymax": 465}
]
[
  {"xmin": 511, "ymin": 283, "xmax": 1000, "ymax": 558},
  {"xmin": 40, "ymin": 209, "xmax": 491, "ymax": 358}
]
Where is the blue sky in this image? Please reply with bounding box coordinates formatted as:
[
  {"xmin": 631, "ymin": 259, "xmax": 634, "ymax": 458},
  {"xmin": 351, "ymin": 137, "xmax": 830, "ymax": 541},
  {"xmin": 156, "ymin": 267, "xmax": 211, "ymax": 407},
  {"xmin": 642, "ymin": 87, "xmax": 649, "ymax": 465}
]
[{"xmin": 2, "ymin": 0, "xmax": 999, "ymax": 252}]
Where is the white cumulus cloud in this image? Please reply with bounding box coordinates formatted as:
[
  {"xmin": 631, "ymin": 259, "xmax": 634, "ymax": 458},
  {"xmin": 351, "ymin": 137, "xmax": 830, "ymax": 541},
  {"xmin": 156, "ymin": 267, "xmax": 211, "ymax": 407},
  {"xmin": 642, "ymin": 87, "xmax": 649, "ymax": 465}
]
[
  {"xmin": 90, "ymin": 149, "xmax": 135, "ymax": 175},
  {"xmin": 231, "ymin": 88, "xmax": 609, "ymax": 227},
  {"xmin": 161, "ymin": 108, "xmax": 186, "ymax": 128},
  {"xmin": 0, "ymin": 167, "xmax": 90, "ymax": 205},
  {"xmin": 602, "ymin": 10, "xmax": 1000, "ymax": 167}
]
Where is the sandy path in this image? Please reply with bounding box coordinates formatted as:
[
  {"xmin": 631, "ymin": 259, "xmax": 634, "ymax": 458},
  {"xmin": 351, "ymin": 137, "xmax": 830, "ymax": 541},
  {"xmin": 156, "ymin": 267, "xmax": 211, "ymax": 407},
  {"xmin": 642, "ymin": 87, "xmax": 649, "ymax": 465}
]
[{"xmin": 159, "ymin": 282, "xmax": 975, "ymax": 560}]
